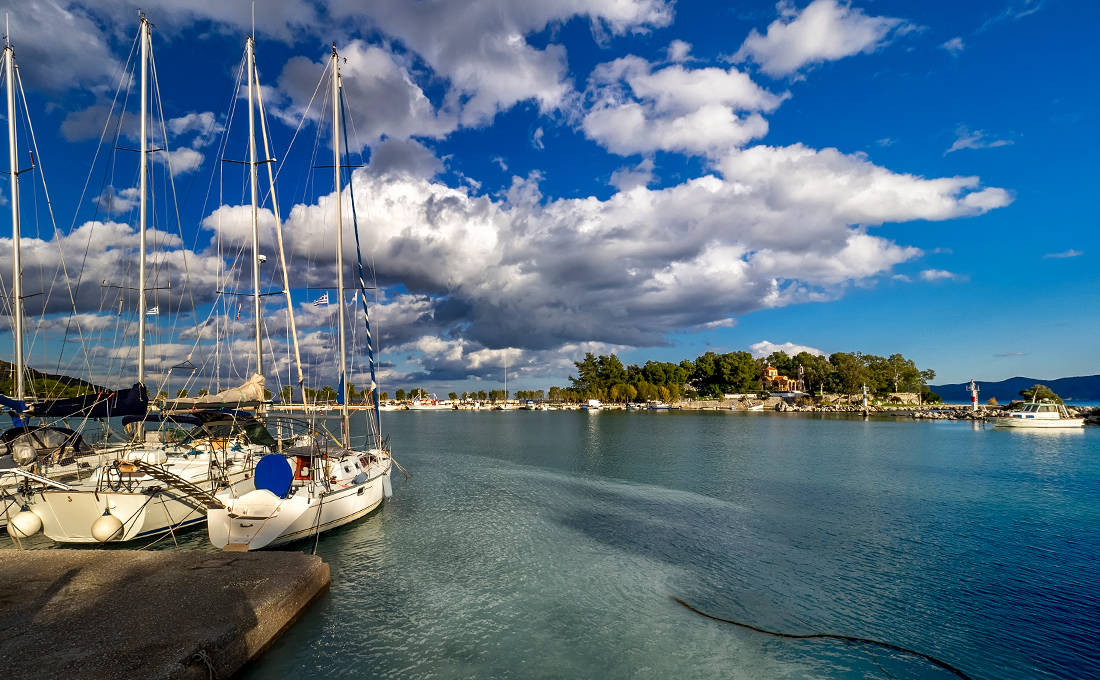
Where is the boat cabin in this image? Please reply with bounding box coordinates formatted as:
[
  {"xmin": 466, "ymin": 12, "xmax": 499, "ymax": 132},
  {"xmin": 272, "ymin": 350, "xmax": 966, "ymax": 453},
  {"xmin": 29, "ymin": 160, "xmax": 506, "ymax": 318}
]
[{"xmin": 1009, "ymin": 401, "xmax": 1071, "ymax": 420}]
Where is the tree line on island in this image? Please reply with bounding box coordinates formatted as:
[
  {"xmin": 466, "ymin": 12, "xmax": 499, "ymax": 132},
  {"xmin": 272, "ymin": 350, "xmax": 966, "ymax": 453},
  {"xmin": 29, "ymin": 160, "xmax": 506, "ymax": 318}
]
[
  {"xmin": 550, "ymin": 350, "xmax": 941, "ymax": 404},
  {"xmin": 299, "ymin": 350, "xmax": 943, "ymax": 406}
]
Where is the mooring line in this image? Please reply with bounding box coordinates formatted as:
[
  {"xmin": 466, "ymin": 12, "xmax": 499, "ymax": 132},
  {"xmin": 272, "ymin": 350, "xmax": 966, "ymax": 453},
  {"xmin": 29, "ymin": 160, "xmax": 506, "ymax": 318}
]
[{"xmin": 671, "ymin": 597, "xmax": 973, "ymax": 680}]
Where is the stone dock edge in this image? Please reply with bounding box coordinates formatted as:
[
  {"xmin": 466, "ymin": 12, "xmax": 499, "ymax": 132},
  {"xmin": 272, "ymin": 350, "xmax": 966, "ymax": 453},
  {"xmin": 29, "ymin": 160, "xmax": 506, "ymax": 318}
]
[{"xmin": 0, "ymin": 549, "xmax": 330, "ymax": 679}]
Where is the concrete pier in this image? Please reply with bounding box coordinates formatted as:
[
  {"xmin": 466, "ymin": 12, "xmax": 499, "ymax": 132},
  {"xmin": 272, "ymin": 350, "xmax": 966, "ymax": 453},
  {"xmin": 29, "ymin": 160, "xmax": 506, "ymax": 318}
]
[{"xmin": 0, "ymin": 549, "xmax": 330, "ymax": 679}]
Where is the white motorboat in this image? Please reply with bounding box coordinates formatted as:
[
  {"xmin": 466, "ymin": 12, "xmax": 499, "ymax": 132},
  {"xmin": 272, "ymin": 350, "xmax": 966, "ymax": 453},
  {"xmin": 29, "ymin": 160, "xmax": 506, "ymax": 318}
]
[
  {"xmin": 988, "ymin": 400, "xmax": 1084, "ymax": 428},
  {"xmin": 407, "ymin": 396, "xmax": 450, "ymax": 410}
]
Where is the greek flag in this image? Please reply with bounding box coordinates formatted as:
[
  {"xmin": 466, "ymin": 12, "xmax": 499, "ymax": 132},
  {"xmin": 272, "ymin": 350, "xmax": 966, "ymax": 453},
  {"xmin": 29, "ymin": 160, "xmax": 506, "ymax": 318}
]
[
  {"xmin": 312, "ymin": 292, "xmax": 329, "ymax": 307},
  {"xmin": 146, "ymin": 306, "xmax": 159, "ymax": 316}
]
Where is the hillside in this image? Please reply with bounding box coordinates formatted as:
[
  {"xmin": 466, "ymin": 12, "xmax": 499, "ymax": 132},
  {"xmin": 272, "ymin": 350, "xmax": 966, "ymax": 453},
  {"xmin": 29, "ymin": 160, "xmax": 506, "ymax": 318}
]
[
  {"xmin": 0, "ymin": 361, "xmax": 107, "ymax": 399},
  {"xmin": 931, "ymin": 375, "xmax": 1100, "ymax": 404}
]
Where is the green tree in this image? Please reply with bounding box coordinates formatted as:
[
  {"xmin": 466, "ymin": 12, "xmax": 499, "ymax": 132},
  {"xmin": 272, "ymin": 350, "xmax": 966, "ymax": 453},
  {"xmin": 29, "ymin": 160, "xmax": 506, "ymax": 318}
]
[
  {"xmin": 477, "ymin": 390, "xmax": 488, "ymax": 401},
  {"xmin": 828, "ymin": 352, "xmax": 867, "ymax": 397},
  {"xmin": 598, "ymin": 354, "xmax": 628, "ymax": 387},
  {"xmin": 1019, "ymin": 384, "xmax": 1062, "ymax": 403},
  {"xmin": 280, "ymin": 385, "xmax": 293, "ymax": 403},
  {"xmin": 794, "ymin": 352, "xmax": 832, "ymax": 393},
  {"xmin": 765, "ymin": 351, "xmax": 794, "ymax": 378},
  {"xmin": 885, "ymin": 353, "xmax": 921, "ymax": 393},
  {"xmin": 381, "ymin": 392, "xmax": 389, "ymax": 401},
  {"xmin": 395, "ymin": 388, "xmax": 406, "ymax": 401},
  {"xmin": 448, "ymin": 392, "xmax": 458, "ymax": 401},
  {"xmin": 176, "ymin": 388, "xmax": 189, "ymax": 399},
  {"xmin": 921, "ymin": 388, "xmax": 943, "ymax": 404}
]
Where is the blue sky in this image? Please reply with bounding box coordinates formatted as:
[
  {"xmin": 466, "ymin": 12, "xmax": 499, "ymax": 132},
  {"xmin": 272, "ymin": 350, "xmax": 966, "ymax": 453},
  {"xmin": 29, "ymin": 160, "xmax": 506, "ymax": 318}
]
[{"xmin": 1, "ymin": 0, "xmax": 1097, "ymax": 398}]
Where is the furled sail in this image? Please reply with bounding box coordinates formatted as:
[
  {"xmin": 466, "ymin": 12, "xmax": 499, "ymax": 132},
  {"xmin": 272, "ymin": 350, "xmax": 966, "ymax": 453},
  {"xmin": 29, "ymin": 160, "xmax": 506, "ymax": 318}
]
[{"xmin": 164, "ymin": 373, "xmax": 266, "ymax": 410}]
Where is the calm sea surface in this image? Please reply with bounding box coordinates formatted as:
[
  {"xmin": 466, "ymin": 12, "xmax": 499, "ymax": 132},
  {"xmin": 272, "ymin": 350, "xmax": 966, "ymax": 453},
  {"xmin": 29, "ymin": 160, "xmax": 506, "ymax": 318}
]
[
  {"xmin": 12, "ymin": 411, "xmax": 1096, "ymax": 678},
  {"xmin": 234, "ymin": 411, "xmax": 1100, "ymax": 680}
]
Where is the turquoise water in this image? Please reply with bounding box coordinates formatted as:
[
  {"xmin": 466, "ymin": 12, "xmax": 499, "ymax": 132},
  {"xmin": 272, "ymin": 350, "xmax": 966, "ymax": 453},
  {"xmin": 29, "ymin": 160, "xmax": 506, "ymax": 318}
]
[{"xmin": 126, "ymin": 411, "xmax": 1100, "ymax": 678}]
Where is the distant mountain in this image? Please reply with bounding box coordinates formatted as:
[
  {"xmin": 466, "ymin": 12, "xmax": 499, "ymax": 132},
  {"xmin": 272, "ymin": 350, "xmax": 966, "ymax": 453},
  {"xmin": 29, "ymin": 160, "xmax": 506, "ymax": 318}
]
[{"xmin": 931, "ymin": 375, "xmax": 1100, "ymax": 404}]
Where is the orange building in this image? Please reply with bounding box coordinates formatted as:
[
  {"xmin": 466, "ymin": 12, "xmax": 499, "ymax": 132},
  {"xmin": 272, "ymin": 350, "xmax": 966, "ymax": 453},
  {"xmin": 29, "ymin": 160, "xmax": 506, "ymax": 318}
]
[{"xmin": 763, "ymin": 365, "xmax": 802, "ymax": 392}]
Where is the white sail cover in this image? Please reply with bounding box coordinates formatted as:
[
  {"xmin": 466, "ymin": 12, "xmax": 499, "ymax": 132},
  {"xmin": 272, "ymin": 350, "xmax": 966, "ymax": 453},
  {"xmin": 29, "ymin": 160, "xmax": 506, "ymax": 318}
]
[{"xmin": 171, "ymin": 373, "xmax": 266, "ymax": 407}]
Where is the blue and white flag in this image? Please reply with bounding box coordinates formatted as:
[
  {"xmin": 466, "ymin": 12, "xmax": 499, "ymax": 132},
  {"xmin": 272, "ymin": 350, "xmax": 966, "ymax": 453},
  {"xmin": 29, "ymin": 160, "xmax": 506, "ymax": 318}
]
[{"xmin": 312, "ymin": 292, "xmax": 329, "ymax": 307}]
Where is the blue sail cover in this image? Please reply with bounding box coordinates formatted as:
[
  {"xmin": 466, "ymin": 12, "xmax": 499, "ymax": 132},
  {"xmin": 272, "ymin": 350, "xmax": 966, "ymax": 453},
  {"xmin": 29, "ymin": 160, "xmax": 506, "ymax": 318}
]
[
  {"xmin": 0, "ymin": 394, "xmax": 28, "ymax": 426},
  {"xmin": 0, "ymin": 394, "xmax": 27, "ymax": 413},
  {"xmin": 30, "ymin": 383, "xmax": 149, "ymax": 419}
]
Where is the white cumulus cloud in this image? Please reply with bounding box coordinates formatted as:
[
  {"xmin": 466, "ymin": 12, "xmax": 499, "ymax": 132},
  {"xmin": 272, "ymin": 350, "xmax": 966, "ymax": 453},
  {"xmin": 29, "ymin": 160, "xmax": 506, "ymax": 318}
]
[
  {"xmin": 749, "ymin": 340, "xmax": 826, "ymax": 358},
  {"xmin": 583, "ymin": 55, "xmax": 787, "ymax": 156},
  {"xmin": 734, "ymin": 0, "xmax": 913, "ymax": 78}
]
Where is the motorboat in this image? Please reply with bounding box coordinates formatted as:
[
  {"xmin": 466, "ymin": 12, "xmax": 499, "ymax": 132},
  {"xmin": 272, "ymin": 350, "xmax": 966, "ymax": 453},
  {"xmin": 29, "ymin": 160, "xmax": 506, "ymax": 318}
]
[{"xmin": 988, "ymin": 400, "xmax": 1084, "ymax": 428}]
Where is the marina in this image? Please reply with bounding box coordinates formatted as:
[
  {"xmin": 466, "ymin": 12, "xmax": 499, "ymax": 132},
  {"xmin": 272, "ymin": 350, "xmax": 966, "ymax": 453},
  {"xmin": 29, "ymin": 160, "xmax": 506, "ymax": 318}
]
[
  {"xmin": 7, "ymin": 411, "xmax": 1095, "ymax": 679},
  {"xmin": 0, "ymin": 0, "xmax": 1094, "ymax": 678}
]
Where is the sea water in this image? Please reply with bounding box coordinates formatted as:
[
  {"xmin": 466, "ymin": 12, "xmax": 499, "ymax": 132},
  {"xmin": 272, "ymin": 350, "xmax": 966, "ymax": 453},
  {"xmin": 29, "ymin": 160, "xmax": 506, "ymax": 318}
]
[
  {"xmin": 236, "ymin": 411, "xmax": 1100, "ymax": 679},
  {"xmin": 23, "ymin": 410, "xmax": 1096, "ymax": 679}
]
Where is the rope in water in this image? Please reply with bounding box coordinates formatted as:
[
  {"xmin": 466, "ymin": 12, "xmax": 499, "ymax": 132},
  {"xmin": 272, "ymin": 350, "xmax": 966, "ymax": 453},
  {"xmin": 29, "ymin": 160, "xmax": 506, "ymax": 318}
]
[{"xmin": 671, "ymin": 597, "xmax": 973, "ymax": 680}]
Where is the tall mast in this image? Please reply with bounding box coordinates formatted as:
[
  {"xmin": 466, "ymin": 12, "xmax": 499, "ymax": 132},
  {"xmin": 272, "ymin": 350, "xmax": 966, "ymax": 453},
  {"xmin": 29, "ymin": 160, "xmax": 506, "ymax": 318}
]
[
  {"xmin": 136, "ymin": 14, "xmax": 149, "ymax": 388},
  {"xmin": 246, "ymin": 36, "xmax": 263, "ymax": 379},
  {"xmin": 332, "ymin": 45, "xmax": 350, "ymax": 448},
  {"xmin": 253, "ymin": 63, "xmax": 304, "ymax": 392},
  {"xmin": 4, "ymin": 33, "xmax": 24, "ymax": 400}
]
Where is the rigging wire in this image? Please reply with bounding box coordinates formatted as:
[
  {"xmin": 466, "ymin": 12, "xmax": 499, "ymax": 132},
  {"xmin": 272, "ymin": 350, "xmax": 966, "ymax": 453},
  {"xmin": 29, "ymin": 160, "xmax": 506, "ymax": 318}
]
[{"xmin": 13, "ymin": 56, "xmax": 98, "ymax": 399}]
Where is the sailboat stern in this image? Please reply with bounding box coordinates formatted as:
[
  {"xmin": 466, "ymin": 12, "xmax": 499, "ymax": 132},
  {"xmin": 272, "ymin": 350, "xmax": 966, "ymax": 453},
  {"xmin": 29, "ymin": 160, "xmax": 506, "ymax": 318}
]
[{"xmin": 210, "ymin": 489, "xmax": 311, "ymax": 551}]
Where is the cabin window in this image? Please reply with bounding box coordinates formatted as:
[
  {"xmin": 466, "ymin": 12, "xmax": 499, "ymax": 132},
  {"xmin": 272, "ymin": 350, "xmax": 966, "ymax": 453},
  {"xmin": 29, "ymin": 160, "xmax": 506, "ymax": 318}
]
[{"xmin": 1039, "ymin": 405, "xmax": 1056, "ymax": 413}]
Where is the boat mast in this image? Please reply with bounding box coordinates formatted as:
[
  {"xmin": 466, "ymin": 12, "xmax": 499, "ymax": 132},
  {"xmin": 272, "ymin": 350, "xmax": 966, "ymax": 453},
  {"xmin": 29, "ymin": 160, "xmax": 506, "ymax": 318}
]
[
  {"xmin": 253, "ymin": 65, "xmax": 304, "ymax": 394},
  {"xmin": 136, "ymin": 13, "xmax": 149, "ymax": 388},
  {"xmin": 246, "ymin": 35, "xmax": 264, "ymax": 381},
  {"xmin": 332, "ymin": 45, "xmax": 350, "ymax": 448},
  {"xmin": 4, "ymin": 27, "xmax": 24, "ymax": 400}
]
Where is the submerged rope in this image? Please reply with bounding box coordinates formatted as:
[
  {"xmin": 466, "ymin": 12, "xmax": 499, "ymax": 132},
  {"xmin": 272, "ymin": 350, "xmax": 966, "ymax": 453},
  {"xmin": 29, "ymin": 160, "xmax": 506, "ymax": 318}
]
[{"xmin": 671, "ymin": 597, "xmax": 973, "ymax": 680}]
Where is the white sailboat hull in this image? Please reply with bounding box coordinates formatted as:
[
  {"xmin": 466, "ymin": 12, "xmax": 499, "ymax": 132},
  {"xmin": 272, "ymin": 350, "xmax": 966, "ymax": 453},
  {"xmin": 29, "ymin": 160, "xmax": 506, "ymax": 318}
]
[
  {"xmin": 210, "ymin": 458, "xmax": 391, "ymax": 551},
  {"xmin": 31, "ymin": 488, "xmax": 210, "ymax": 543},
  {"xmin": 30, "ymin": 456, "xmax": 255, "ymax": 543}
]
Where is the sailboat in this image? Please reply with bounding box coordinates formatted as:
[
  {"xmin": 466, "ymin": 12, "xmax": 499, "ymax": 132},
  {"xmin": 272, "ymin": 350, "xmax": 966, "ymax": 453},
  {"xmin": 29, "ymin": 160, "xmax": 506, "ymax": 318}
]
[
  {"xmin": 0, "ymin": 25, "xmax": 137, "ymax": 536},
  {"xmin": 493, "ymin": 353, "xmax": 516, "ymax": 410},
  {"xmin": 206, "ymin": 44, "xmax": 393, "ymax": 551},
  {"xmin": 13, "ymin": 16, "xmax": 288, "ymax": 544}
]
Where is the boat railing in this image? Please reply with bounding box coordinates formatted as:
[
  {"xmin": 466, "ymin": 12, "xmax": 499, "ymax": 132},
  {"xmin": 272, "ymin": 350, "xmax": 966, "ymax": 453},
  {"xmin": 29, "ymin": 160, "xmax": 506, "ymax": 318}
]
[{"xmin": 0, "ymin": 468, "xmax": 75, "ymax": 491}]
